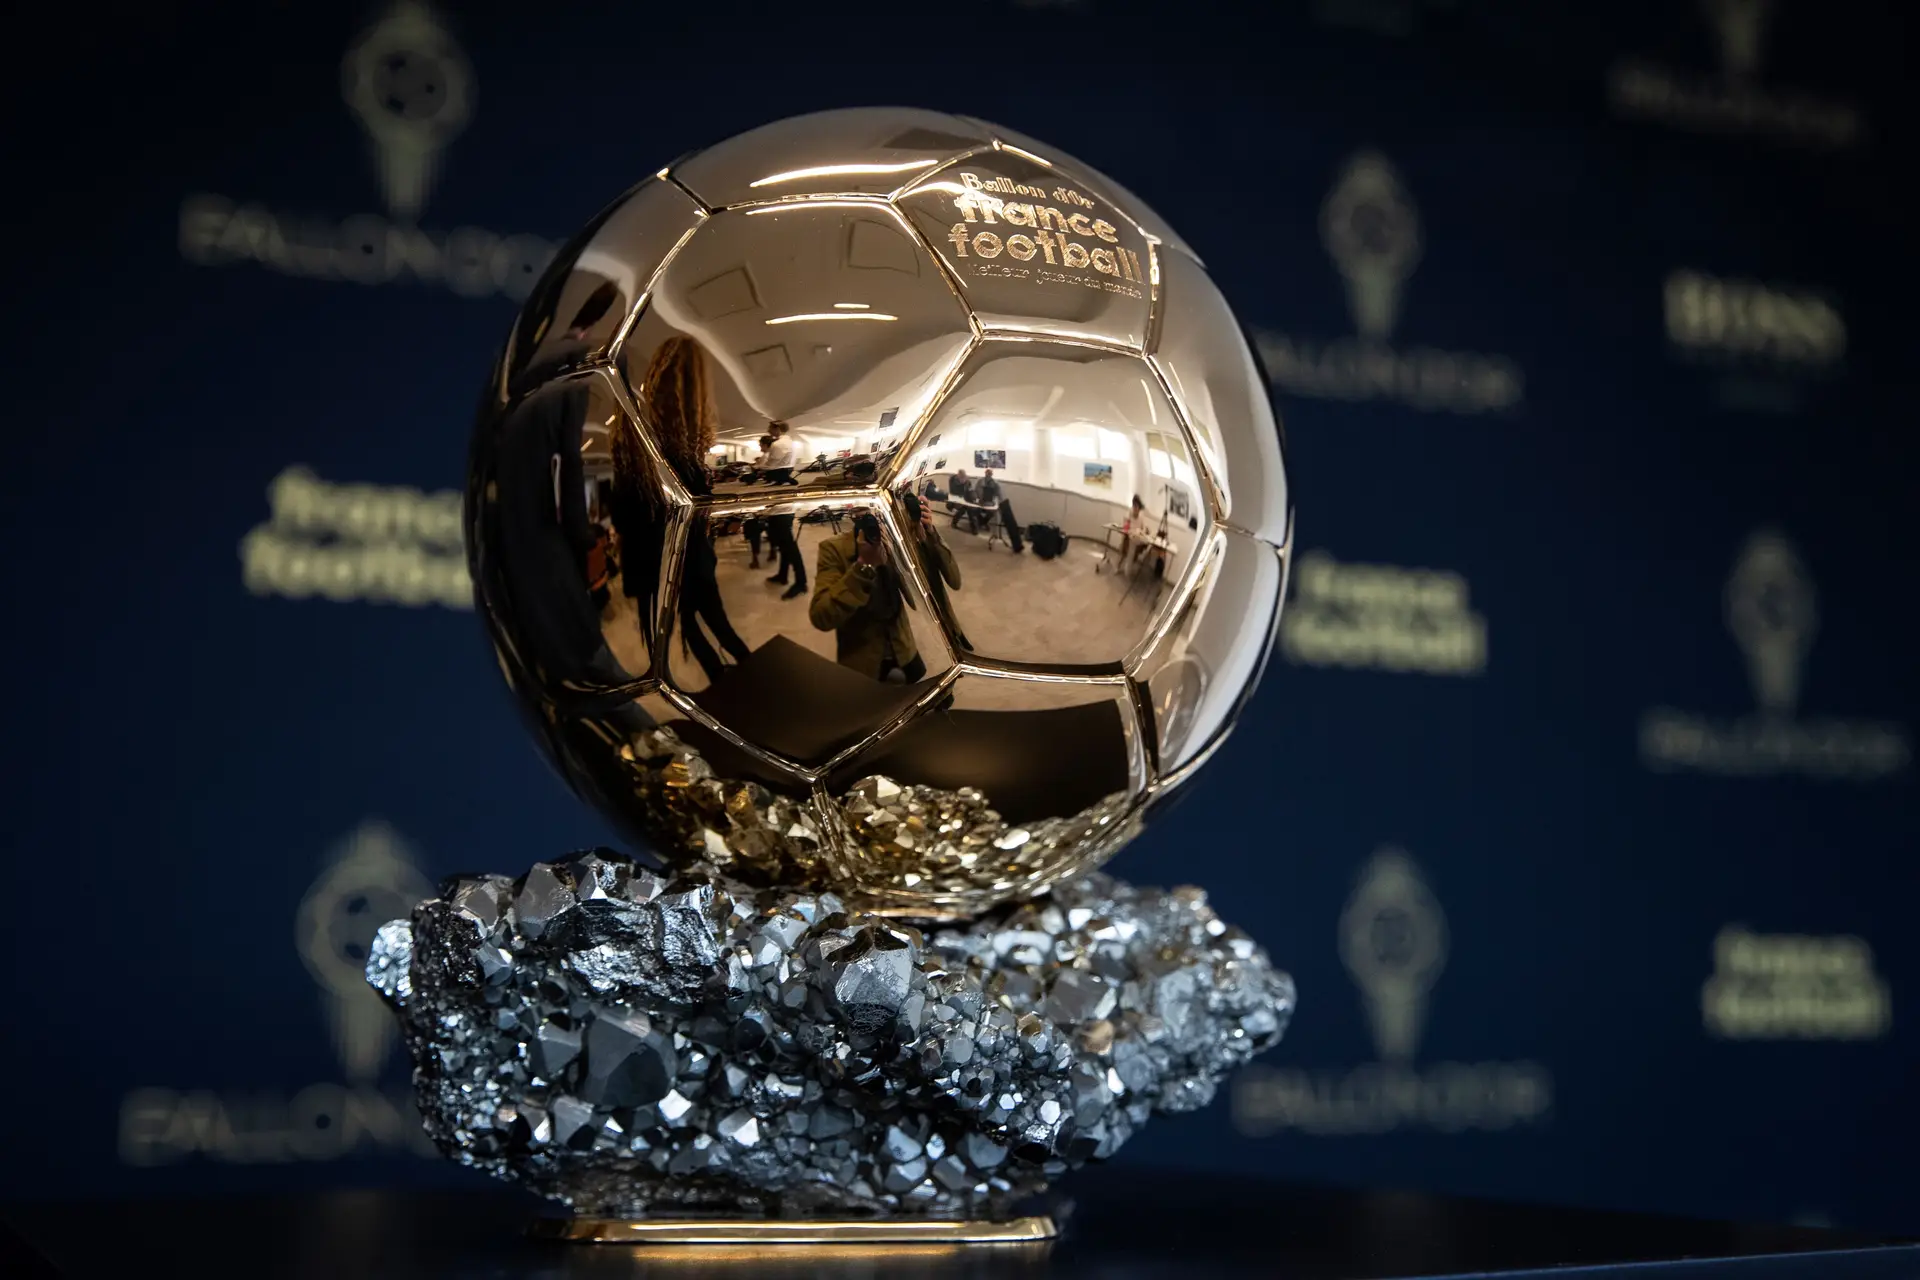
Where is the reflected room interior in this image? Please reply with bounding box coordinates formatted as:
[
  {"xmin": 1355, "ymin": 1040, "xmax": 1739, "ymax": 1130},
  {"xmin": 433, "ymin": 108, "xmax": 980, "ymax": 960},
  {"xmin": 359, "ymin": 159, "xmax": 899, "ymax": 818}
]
[{"xmin": 578, "ymin": 345, "xmax": 1216, "ymax": 815}]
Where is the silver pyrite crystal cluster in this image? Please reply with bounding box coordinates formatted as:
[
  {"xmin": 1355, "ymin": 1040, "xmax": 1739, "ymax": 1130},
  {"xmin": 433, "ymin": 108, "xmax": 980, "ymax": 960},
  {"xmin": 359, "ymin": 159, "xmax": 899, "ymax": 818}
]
[{"xmin": 367, "ymin": 852, "xmax": 1293, "ymax": 1219}]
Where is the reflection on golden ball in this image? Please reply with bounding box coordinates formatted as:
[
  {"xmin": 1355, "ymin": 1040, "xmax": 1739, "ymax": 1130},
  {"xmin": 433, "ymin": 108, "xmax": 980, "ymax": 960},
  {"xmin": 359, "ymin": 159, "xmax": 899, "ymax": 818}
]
[{"xmin": 468, "ymin": 108, "xmax": 1290, "ymax": 918}]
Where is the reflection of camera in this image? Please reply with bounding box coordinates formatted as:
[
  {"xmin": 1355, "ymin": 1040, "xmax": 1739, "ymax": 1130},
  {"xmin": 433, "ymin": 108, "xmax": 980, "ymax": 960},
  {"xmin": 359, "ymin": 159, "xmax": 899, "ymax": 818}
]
[
  {"xmin": 854, "ymin": 513, "xmax": 883, "ymax": 544},
  {"xmin": 902, "ymin": 492, "xmax": 923, "ymax": 526}
]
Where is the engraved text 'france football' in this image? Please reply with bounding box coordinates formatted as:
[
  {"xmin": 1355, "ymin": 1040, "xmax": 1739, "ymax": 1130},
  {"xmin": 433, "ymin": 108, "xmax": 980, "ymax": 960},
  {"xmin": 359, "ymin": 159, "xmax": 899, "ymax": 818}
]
[{"xmin": 945, "ymin": 173, "xmax": 1147, "ymax": 299}]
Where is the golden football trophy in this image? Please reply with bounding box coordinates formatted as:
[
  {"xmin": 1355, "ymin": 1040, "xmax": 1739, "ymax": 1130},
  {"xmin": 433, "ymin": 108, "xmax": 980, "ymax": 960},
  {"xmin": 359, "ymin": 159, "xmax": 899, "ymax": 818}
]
[{"xmin": 370, "ymin": 107, "xmax": 1295, "ymax": 1244}]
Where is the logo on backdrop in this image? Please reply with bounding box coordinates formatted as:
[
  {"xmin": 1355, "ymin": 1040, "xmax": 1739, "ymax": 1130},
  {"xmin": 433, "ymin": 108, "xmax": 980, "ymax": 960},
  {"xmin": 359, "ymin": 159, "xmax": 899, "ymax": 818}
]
[
  {"xmin": 1703, "ymin": 926, "xmax": 1890, "ymax": 1040},
  {"xmin": 1665, "ymin": 270, "xmax": 1845, "ymax": 411},
  {"xmin": 1641, "ymin": 529, "xmax": 1910, "ymax": 780},
  {"xmin": 1255, "ymin": 151, "xmax": 1523, "ymax": 414},
  {"xmin": 119, "ymin": 821, "xmax": 438, "ymax": 1165},
  {"xmin": 343, "ymin": 0, "xmax": 472, "ymax": 223},
  {"xmin": 178, "ymin": 1, "xmax": 555, "ymax": 299},
  {"xmin": 297, "ymin": 821, "xmax": 438, "ymax": 1080},
  {"xmin": 1666, "ymin": 271, "xmax": 1846, "ymax": 371},
  {"xmin": 1232, "ymin": 849, "xmax": 1552, "ymax": 1135},
  {"xmin": 1609, "ymin": 0, "xmax": 1864, "ymax": 149},
  {"xmin": 241, "ymin": 465, "xmax": 472, "ymax": 609},
  {"xmin": 1281, "ymin": 550, "xmax": 1487, "ymax": 676}
]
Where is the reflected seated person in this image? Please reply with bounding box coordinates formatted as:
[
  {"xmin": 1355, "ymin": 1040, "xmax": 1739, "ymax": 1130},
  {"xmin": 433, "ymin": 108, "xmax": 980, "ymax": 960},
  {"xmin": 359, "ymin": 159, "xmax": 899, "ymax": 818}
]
[
  {"xmin": 1120, "ymin": 493, "xmax": 1158, "ymax": 572},
  {"xmin": 946, "ymin": 468, "xmax": 989, "ymax": 533},
  {"xmin": 810, "ymin": 504, "xmax": 960, "ymax": 684}
]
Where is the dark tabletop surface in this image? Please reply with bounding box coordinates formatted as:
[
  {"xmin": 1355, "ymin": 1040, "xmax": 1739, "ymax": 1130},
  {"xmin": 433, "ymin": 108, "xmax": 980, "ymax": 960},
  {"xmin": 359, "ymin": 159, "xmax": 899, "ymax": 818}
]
[{"xmin": 5, "ymin": 1168, "xmax": 1917, "ymax": 1279}]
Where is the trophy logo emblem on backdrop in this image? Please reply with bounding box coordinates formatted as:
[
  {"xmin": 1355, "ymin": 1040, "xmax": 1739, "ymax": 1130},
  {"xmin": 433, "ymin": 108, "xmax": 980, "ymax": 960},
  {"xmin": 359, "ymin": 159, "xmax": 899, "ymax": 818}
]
[
  {"xmin": 297, "ymin": 820, "xmax": 435, "ymax": 1081},
  {"xmin": 118, "ymin": 820, "xmax": 438, "ymax": 1167},
  {"xmin": 1320, "ymin": 153, "xmax": 1422, "ymax": 344},
  {"xmin": 1254, "ymin": 150, "xmax": 1522, "ymax": 413},
  {"xmin": 342, "ymin": 0, "xmax": 474, "ymax": 222},
  {"xmin": 1339, "ymin": 848, "xmax": 1448, "ymax": 1062},
  {"xmin": 1639, "ymin": 530, "xmax": 1910, "ymax": 780},
  {"xmin": 1724, "ymin": 529, "xmax": 1817, "ymax": 716},
  {"xmin": 1232, "ymin": 847, "xmax": 1550, "ymax": 1135},
  {"xmin": 178, "ymin": 0, "xmax": 552, "ymax": 297},
  {"xmin": 1705, "ymin": 0, "xmax": 1773, "ymax": 81}
]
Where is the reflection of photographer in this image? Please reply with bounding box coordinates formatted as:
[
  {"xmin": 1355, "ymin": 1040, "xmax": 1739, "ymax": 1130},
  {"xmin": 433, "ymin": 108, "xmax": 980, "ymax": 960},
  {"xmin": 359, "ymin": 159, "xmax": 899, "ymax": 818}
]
[{"xmin": 809, "ymin": 497, "xmax": 960, "ymax": 683}]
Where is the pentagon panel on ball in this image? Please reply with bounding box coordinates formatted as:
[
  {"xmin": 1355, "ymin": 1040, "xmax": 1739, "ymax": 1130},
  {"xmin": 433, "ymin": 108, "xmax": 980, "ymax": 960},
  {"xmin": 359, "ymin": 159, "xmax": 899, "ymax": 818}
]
[{"xmin": 439, "ymin": 108, "xmax": 1294, "ymax": 1237}]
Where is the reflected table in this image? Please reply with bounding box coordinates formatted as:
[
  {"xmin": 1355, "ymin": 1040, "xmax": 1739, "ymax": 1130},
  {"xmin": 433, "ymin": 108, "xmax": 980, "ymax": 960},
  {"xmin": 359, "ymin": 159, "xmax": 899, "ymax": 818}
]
[
  {"xmin": 5, "ymin": 1167, "xmax": 1915, "ymax": 1279},
  {"xmin": 946, "ymin": 497, "xmax": 999, "ymax": 540},
  {"xmin": 1118, "ymin": 531, "xmax": 1176, "ymax": 608}
]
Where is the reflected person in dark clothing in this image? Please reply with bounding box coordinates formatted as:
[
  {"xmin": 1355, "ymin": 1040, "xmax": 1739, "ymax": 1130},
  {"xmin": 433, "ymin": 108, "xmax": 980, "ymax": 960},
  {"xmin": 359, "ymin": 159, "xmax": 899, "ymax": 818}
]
[
  {"xmin": 607, "ymin": 336, "xmax": 751, "ymax": 686},
  {"xmin": 487, "ymin": 283, "xmax": 649, "ymax": 728},
  {"xmin": 902, "ymin": 491, "xmax": 970, "ymax": 646},
  {"xmin": 762, "ymin": 421, "xmax": 808, "ymax": 600},
  {"xmin": 743, "ymin": 516, "xmax": 765, "ymax": 570},
  {"xmin": 810, "ymin": 496, "xmax": 961, "ymax": 682}
]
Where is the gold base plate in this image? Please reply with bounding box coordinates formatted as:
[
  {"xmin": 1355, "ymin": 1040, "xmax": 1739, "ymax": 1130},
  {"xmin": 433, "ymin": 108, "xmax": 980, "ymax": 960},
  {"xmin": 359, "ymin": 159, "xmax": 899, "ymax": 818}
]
[{"xmin": 530, "ymin": 1215, "xmax": 1057, "ymax": 1245}]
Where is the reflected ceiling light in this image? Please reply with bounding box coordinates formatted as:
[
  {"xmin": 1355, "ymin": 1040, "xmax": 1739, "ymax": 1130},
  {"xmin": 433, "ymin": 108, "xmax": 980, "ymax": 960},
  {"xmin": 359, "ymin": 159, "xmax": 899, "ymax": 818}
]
[
  {"xmin": 747, "ymin": 160, "xmax": 940, "ymax": 188},
  {"xmin": 764, "ymin": 312, "xmax": 898, "ymax": 325},
  {"xmin": 745, "ymin": 199, "xmax": 894, "ymax": 215},
  {"xmin": 998, "ymin": 143, "xmax": 1054, "ymax": 168},
  {"xmin": 1141, "ymin": 380, "xmax": 1158, "ymax": 424},
  {"xmin": 833, "ymin": 302, "xmax": 870, "ymax": 310}
]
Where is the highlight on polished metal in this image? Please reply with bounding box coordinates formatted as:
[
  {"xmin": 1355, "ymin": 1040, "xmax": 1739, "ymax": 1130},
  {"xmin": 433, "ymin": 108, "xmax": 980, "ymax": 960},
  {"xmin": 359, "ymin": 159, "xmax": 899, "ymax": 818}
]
[
  {"xmin": 468, "ymin": 107, "xmax": 1291, "ymax": 917},
  {"xmin": 529, "ymin": 1212, "xmax": 1056, "ymax": 1245}
]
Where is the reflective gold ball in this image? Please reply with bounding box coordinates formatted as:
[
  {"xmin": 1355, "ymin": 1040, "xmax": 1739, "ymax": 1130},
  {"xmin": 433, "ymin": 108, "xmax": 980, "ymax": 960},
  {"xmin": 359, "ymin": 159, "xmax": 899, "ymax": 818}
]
[{"xmin": 469, "ymin": 108, "xmax": 1290, "ymax": 919}]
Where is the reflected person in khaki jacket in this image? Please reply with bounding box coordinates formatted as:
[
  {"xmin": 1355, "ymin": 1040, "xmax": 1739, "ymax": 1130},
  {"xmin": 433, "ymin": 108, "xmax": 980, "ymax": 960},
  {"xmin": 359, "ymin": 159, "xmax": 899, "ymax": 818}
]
[{"xmin": 810, "ymin": 497, "xmax": 961, "ymax": 683}]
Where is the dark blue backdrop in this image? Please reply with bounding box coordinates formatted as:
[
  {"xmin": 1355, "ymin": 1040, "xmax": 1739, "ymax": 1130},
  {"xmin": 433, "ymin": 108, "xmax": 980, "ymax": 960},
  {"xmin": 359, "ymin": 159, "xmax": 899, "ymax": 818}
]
[{"xmin": 4, "ymin": 0, "xmax": 1914, "ymax": 1233}]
